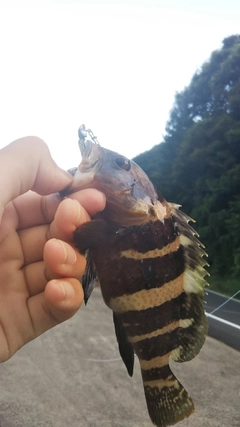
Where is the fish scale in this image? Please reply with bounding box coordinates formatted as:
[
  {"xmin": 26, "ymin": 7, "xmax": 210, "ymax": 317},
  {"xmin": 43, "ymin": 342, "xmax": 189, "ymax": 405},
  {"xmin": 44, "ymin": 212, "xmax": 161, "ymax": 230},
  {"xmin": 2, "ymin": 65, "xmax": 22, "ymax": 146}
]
[{"xmin": 64, "ymin": 125, "xmax": 209, "ymax": 427}]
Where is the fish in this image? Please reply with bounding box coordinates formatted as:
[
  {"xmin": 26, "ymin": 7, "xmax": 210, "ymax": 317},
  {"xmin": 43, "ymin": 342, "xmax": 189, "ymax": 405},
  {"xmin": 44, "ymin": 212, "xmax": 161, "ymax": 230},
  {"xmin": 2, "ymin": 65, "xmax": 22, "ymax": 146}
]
[{"xmin": 64, "ymin": 125, "xmax": 209, "ymax": 427}]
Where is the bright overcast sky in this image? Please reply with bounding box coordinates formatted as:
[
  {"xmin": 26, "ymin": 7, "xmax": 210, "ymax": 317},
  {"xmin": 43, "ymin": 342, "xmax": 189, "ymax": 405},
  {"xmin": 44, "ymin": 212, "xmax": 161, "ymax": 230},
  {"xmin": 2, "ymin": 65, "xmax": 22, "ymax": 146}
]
[{"xmin": 0, "ymin": 0, "xmax": 240, "ymax": 169}]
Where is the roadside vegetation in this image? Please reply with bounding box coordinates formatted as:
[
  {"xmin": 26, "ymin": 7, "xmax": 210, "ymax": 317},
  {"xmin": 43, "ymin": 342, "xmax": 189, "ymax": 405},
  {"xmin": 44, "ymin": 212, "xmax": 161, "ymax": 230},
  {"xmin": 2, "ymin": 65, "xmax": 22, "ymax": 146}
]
[{"xmin": 134, "ymin": 35, "xmax": 240, "ymax": 298}]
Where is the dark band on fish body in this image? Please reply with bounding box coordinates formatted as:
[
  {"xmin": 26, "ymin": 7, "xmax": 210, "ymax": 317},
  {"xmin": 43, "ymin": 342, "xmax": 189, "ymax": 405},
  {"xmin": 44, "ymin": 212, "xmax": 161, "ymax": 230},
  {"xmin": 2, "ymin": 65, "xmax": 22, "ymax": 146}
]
[
  {"xmin": 94, "ymin": 246, "xmax": 185, "ymax": 302},
  {"xmin": 141, "ymin": 364, "xmax": 172, "ymax": 382},
  {"xmin": 114, "ymin": 218, "xmax": 177, "ymax": 253},
  {"xmin": 76, "ymin": 218, "xmax": 177, "ymax": 254},
  {"xmin": 133, "ymin": 318, "xmax": 204, "ymax": 362},
  {"xmin": 118, "ymin": 293, "xmax": 185, "ymax": 336},
  {"xmin": 133, "ymin": 328, "xmax": 180, "ymax": 360}
]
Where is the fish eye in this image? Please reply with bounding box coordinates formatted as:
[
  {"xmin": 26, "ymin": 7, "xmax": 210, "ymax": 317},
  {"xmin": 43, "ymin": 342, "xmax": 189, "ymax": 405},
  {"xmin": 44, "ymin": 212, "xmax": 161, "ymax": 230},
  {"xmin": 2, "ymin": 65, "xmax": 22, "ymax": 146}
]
[{"xmin": 114, "ymin": 156, "xmax": 131, "ymax": 171}]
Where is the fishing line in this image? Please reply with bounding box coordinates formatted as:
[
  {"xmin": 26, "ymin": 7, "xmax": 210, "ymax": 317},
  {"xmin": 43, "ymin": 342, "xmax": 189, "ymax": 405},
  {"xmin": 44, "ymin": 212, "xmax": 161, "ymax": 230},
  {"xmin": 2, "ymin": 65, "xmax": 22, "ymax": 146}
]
[
  {"xmin": 209, "ymin": 290, "xmax": 240, "ymax": 315},
  {"xmin": 85, "ymin": 358, "xmax": 122, "ymax": 363}
]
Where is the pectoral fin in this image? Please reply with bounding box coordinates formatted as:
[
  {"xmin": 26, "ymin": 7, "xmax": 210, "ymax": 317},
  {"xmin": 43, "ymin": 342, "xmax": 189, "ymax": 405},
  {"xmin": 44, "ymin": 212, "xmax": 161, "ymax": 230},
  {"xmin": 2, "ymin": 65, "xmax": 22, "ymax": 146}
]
[
  {"xmin": 82, "ymin": 251, "xmax": 99, "ymax": 304},
  {"xmin": 73, "ymin": 219, "xmax": 113, "ymax": 303}
]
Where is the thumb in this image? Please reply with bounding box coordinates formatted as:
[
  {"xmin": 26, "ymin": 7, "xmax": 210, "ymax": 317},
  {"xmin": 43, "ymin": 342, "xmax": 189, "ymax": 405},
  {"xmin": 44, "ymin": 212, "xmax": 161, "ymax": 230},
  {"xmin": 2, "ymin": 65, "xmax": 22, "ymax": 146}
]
[{"xmin": 0, "ymin": 136, "xmax": 73, "ymax": 221}]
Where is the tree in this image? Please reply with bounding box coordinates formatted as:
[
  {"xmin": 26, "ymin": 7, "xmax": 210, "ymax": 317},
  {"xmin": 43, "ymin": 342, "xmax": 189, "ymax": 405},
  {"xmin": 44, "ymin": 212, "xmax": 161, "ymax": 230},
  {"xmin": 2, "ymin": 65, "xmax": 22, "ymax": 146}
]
[{"xmin": 134, "ymin": 35, "xmax": 240, "ymax": 290}]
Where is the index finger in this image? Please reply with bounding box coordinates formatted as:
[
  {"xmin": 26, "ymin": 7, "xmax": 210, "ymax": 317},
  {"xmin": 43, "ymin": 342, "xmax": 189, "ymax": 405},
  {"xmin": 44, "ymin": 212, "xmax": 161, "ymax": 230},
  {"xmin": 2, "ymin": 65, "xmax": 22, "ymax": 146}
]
[
  {"xmin": 13, "ymin": 191, "xmax": 62, "ymax": 230},
  {"xmin": 49, "ymin": 189, "xmax": 106, "ymax": 241}
]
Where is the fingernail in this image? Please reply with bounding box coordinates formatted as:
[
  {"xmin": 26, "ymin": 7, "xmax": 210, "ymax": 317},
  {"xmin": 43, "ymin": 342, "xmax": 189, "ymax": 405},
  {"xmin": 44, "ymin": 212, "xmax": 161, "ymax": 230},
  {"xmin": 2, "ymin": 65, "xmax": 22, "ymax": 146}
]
[{"xmin": 60, "ymin": 281, "xmax": 75, "ymax": 299}]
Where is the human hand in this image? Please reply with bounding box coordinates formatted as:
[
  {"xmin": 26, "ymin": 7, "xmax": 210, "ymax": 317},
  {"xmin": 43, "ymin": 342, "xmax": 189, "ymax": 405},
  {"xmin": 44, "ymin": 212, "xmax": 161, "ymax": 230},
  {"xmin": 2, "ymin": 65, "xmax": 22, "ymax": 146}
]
[{"xmin": 0, "ymin": 137, "xmax": 105, "ymax": 362}]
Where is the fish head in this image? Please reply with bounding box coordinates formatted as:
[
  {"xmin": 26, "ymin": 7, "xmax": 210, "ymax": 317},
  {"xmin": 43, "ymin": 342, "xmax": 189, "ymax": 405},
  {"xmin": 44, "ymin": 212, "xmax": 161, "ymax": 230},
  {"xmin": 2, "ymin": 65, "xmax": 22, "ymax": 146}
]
[{"xmin": 67, "ymin": 139, "xmax": 167, "ymax": 226}]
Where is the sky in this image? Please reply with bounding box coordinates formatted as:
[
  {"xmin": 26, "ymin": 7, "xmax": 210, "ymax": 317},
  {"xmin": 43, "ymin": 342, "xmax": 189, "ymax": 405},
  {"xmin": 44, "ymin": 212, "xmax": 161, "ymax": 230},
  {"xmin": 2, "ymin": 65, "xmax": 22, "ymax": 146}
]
[{"xmin": 0, "ymin": 0, "xmax": 240, "ymax": 170}]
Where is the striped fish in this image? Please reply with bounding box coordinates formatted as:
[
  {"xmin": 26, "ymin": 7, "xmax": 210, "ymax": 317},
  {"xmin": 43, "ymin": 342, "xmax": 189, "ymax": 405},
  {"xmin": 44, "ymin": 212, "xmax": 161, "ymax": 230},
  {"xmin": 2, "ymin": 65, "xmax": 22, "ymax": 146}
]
[{"xmin": 66, "ymin": 125, "xmax": 209, "ymax": 427}]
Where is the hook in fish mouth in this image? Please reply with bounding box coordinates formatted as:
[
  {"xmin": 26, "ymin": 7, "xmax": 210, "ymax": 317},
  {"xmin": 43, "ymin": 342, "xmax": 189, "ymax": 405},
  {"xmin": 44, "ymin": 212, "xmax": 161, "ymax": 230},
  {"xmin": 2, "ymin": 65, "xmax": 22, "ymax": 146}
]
[
  {"xmin": 78, "ymin": 124, "xmax": 100, "ymax": 153},
  {"xmin": 78, "ymin": 124, "xmax": 88, "ymax": 141}
]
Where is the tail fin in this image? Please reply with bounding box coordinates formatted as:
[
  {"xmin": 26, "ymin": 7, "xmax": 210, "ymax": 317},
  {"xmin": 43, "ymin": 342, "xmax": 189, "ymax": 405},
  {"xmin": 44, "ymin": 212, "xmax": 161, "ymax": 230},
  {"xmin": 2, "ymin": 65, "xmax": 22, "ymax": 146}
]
[{"xmin": 141, "ymin": 365, "xmax": 194, "ymax": 427}]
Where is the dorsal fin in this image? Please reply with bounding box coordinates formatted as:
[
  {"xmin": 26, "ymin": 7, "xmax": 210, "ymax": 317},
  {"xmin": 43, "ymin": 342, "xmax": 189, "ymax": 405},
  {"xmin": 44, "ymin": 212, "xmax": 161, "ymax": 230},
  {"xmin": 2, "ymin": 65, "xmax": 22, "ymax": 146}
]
[{"xmin": 169, "ymin": 203, "xmax": 209, "ymax": 362}]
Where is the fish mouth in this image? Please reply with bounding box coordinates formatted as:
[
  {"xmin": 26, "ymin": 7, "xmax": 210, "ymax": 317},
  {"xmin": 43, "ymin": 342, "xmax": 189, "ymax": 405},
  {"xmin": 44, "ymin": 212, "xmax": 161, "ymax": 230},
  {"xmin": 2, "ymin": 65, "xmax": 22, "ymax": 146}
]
[{"xmin": 67, "ymin": 141, "xmax": 102, "ymax": 191}]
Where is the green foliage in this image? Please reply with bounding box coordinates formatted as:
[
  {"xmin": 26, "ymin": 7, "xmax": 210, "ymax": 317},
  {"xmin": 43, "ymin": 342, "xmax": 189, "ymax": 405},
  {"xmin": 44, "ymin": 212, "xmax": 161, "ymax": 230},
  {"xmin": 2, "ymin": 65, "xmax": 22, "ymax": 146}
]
[
  {"xmin": 208, "ymin": 276, "xmax": 240, "ymax": 299},
  {"xmin": 134, "ymin": 35, "xmax": 240, "ymax": 295}
]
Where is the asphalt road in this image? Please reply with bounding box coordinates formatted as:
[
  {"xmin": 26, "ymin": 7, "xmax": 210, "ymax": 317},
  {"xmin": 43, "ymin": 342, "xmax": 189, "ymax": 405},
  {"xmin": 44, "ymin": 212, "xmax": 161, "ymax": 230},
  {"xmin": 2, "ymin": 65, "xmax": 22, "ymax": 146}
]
[
  {"xmin": 205, "ymin": 290, "xmax": 240, "ymax": 350},
  {"xmin": 0, "ymin": 289, "xmax": 240, "ymax": 427},
  {"xmin": 205, "ymin": 290, "xmax": 240, "ymax": 324}
]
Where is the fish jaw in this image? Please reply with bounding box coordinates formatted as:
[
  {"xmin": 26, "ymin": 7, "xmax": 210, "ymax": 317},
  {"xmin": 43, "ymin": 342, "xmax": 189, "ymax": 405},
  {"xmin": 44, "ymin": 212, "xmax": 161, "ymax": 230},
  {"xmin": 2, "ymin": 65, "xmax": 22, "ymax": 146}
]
[{"xmin": 67, "ymin": 140, "xmax": 102, "ymax": 190}]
